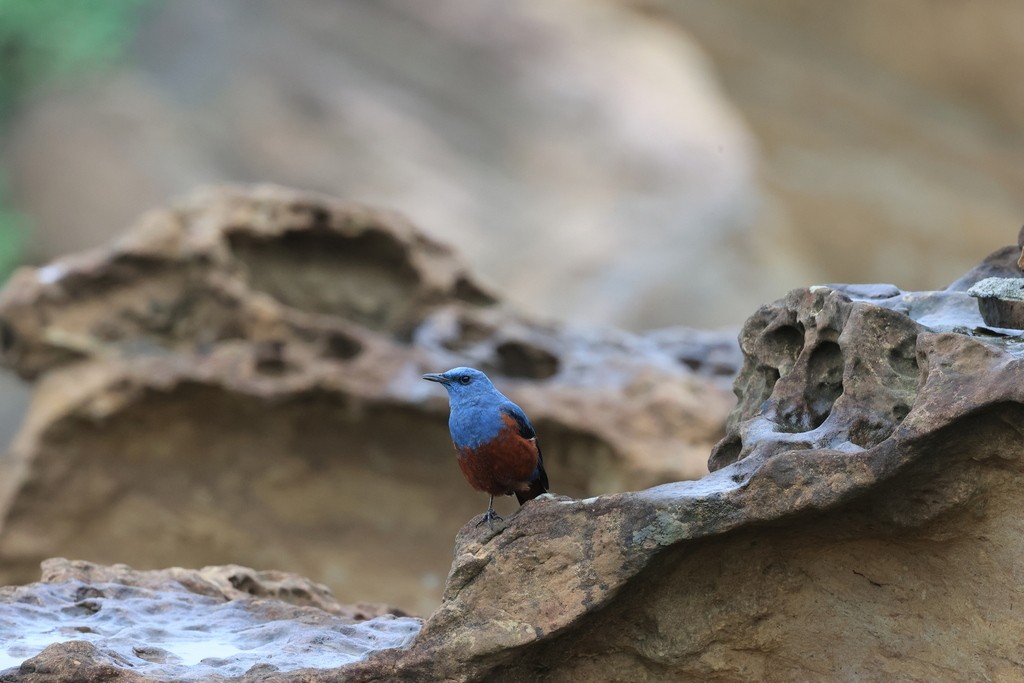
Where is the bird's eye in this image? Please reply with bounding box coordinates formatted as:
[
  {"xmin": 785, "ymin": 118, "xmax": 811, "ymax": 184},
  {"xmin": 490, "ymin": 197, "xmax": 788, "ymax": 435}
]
[{"xmin": 459, "ymin": 375, "xmax": 472, "ymax": 385}]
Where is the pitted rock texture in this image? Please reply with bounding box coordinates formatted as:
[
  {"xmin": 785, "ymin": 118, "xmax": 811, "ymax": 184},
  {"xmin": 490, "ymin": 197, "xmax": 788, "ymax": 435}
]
[
  {"xmin": 0, "ymin": 185, "xmax": 494, "ymax": 380},
  {"xmin": 322, "ymin": 247, "xmax": 1024, "ymax": 682},
  {"xmin": 0, "ymin": 559, "xmax": 419, "ymax": 681},
  {"xmin": 5, "ymin": 241, "xmax": 1024, "ymax": 681},
  {"xmin": 708, "ymin": 287, "xmax": 923, "ymax": 470},
  {"xmin": 0, "ymin": 185, "xmax": 738, "ymax": 614}
]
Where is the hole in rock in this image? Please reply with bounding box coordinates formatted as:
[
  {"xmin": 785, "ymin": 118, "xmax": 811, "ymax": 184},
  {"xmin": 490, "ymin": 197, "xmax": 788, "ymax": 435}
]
[
  {"xmin": 440, "ymin": 317, "xmax": 495, "ymax": 352},
  {"xmin": 761, "ymin": 324, "xmax": 805, "ymax": 373},
  {"xmin": 227, "ymin": 228, "xmax": 421, "ymax": 334},
  {"xmin": 324, "ymin": 332, "xmax": 362, "ymax": 360},
  {"xmin": 678, "ymin": 355, "xmax": 738, "ymax": 378},
  {"xmin": 805, "ymin": 341, "xmax": 844, "ymax": 429},
  {"xmin": 254, "ymin": 341, "xmax": 292, "ymax": 376},
  {"xmin": 711, "ymin": 362, "xmax": 738, "ymax": 377},
  {"xmin": 709, "ymin": 433, "xmax": 743, "ymax": 470},
  {"xmin": 0, "ymin": 318, "xmax": 16, "ymax": 355},
  {"xmin": 888, "ymin": 343, "xmax": 919, "ymax": 378},
  {"xmin": 494, "ymin": 341, "xmax": 560, "ymax": 380},
  {"xmin": 679, "ymin": 357, "xmax": 701, "ymax": 372},
  {"xmin": 228, "ymin": 573, "xmax": 259, "ymax": 595},
  {"xmin": 847, "ymin": 415, "xmax": 897, "ymax": 449},
  {"xmin": 57, "ymin": 255, "xmax": 174, "ymax": 301}
]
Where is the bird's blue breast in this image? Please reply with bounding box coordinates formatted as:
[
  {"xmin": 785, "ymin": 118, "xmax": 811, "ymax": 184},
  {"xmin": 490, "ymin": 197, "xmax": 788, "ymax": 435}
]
[{"xmin": 448, "ymin": 400, "xmax": 509, "ymax": 450}]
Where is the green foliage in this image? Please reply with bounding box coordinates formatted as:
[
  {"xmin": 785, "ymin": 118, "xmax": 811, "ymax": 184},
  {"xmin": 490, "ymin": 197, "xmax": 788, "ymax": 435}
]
[
  {"xmin": 0, "ymin": 0, "xmax": 149, "ymax": 119},
  {"xmin": 0, "ymin": 0, "xmax": 149, "ymax": 278}
]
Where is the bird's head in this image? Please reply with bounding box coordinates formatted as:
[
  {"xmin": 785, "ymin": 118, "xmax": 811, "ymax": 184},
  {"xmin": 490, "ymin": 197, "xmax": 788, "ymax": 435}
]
[{"xmin": 422, "ymin": 367, "xmax": 497, "ymax": 401}]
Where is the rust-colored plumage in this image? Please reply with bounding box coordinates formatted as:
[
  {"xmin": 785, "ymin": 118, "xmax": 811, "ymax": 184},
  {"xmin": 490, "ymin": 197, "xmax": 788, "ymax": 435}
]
[
  {"xmin": 423, "ymin": 367, "xmax": 549, "ymax": 527},
  {"xmin": 456, "ymin": 413, "xmax": 544, "ymax": 500}
]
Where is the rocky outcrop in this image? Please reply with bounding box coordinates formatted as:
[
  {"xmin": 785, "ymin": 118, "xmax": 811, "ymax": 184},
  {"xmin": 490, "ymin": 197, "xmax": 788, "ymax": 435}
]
[
  {"xmin": 330, "ymin": 256, "xmax": 1024, "ymax": 681},
  {"xmin": 5, "ymin": 235, "xmax": 1024, "ymax": 681},
  {"xmin": 0, "ymin": 185, "xmax": 738, "ymax": 615}
]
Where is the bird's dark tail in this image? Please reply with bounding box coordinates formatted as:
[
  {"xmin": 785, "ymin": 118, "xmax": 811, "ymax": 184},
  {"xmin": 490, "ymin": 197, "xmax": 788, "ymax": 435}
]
[{"xmin": 515, "ymin": 449, "xmax": 549, "ymax": 505}]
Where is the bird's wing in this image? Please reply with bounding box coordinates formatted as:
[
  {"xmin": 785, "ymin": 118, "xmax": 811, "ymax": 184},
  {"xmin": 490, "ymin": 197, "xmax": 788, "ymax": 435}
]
[
  {"xmin": 501, "ymin": 404, "xmax": 549, "ymax": 494},
  {"xmin": 501, "ymin": 403, "xmax": 536, "ymax": 439}
]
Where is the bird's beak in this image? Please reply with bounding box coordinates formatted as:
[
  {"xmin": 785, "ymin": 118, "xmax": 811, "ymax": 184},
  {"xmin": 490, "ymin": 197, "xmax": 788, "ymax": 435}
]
[{"xmin": 422, "ymin": 373, "xmax": 447, "ymax": 384}]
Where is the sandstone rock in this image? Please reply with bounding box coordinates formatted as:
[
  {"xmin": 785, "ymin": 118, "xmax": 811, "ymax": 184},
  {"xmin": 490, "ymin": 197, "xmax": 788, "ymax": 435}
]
[
  {"xmin": 5, "ymin": 237, "xmax": 1024, "ymax": 680},
  {"xmin": 329, "ymin": 248, "xmax": 1024, "ymax": 681},
  {"xmin": 0, "ymin": 559, "xmax": 419, "ymax": 681},
  {"xmin": 7, "ymin": 252, "xmax": 1024, "ymax": 680},
  {"xmin": 967, "ymin": 277, "xmax": 1024, "ymax": 329},
  {"xmin": 0, "ymin": 185, "xmax": 737, "ymax": 615}
]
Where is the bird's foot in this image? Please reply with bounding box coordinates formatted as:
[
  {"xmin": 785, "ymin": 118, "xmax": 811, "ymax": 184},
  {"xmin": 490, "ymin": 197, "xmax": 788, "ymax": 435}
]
[{"xmin": 477, "ymin": 509, "xmax": 503, "ymax": 530}]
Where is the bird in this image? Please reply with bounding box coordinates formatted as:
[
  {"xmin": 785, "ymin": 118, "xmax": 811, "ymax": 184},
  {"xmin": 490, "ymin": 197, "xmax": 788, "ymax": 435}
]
[{"xmin": 422, "ymin": 367, "xmax": 548, "ymax": 528}]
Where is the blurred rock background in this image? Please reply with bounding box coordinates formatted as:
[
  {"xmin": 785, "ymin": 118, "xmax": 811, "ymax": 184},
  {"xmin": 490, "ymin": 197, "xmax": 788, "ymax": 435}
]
[
  {"xmin": 0, "ymin": 0, "xmax": 1021, "ymax": 613},
  {"xmin": 4, "ymin": 0, "xmax": 1022, "ymax": 331}
]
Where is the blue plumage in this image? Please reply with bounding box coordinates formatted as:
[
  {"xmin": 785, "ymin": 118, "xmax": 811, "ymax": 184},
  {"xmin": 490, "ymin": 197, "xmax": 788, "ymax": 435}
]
[{"xmin": 423, "ymin": 366, "xmax": 549, "ymax": 527}]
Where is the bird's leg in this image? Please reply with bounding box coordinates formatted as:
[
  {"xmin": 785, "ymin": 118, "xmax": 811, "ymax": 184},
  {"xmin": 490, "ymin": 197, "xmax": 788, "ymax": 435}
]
[{"xmin": 477, "ymin": 495, "xmax": 503, "ymax": 529}]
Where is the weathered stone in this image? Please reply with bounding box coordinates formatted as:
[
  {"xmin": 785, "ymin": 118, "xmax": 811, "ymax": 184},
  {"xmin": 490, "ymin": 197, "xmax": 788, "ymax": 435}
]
[
  {"xmin": 5, "ymin": 237, "xmax": 1024, "ymax": 680},
  {"xmin": 0, "ymin": 184, "xmax": 495, "ymax": 380},
  {"xmin": 0, "ymin": 559, "xmax": 419, "ymax": 681},
  {"xmin": 0, "ymin": 186, "xmax": 737, "ymax": 615},
  {"xmin": 968, "ymin": 277, "xmax": 1024, "ymax": 329},
  {"xmin": 324, "ymin": 252, "xmax": 1024, "ymax": 682},
  {"xmin": 708, "ymin": 286, "xmax": 924, "ymax": 471}
]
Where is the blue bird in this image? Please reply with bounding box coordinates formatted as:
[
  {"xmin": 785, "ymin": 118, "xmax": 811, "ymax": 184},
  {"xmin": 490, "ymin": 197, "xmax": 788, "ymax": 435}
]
[{"xmin": 423, "ymin": 367, "xmax": 549, "ymax": 528}]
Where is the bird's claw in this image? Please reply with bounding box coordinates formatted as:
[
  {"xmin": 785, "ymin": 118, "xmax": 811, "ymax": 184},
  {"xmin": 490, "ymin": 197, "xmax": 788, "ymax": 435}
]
[{"xmin": 477, "ymin": 509, "xmax": 503, "ymax": 530}]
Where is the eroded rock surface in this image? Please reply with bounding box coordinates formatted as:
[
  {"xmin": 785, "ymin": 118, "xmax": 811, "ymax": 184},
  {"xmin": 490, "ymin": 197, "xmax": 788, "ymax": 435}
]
[
  {"xmin": 323, "ymin": 246, "xmax": 1024, "ymax": 682},
  {"xmin": 0, "ymin": 559, "xmax": 419, "ymax": 682},
  {"xmin": 5, "ymin": 236, "xmax": 1024, "ymax": 681},
  {"xmin": 0, "ymin": 185, "xmax": 737, "ymax": 614}
]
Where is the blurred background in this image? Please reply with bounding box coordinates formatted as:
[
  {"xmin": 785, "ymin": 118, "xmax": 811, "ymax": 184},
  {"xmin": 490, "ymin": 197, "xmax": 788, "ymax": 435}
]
[
  {"xmin": 0, "ymin": 0, "xmax": 1021, "ymax": 613},
  {"xmin": 2, "ymin": 0, "xmax": 1022, "ymax": 328}
]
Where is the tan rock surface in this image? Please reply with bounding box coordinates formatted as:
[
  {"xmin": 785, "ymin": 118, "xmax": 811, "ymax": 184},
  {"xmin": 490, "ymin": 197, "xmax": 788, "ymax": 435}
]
[
  {"xmin": 0, "ymin": 185, "xmax": 737, "ymax": 615},
  {"xmin": 330, "ymin": 239, "xmax": 1024, "ymax": 681},
  {"xmin": 5, "ymin": 241, "xmax": 1024, "ymax": 681}
]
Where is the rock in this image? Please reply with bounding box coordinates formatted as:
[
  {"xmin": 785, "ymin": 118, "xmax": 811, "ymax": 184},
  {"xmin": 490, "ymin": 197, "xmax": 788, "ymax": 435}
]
[
  {"xmin": 36, "ymin": 557, "xmax": 406, "ymax": 620},
  {"xmin": 5, "ymin": 239, "xmax": 1024, "ymax": 680},
  {"xmin": 330, "ymin": 249, "xmax": 1024, "ymax": 681},
  {"xmin": 708, "ymin": 285, "xmax": 923, "ymax": 470},
  {"xmin": 0, "ymin": 185, "xmax": 738, "ymax": 615},
  {"xmin": 0, "ymin": 184, "xmax": 495, "ymax": 379},
  {"xmin": 968, "ymin": 277, "xmax": 1024, "ymax": 329},
  {"xmin": 0, "ymin": 559, "xmax": 420, "ymax": 682}
]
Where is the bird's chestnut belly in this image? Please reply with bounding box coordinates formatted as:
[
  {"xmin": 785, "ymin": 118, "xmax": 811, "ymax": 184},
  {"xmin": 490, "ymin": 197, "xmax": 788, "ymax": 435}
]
[{"xmin": 456, "ymin": 427, "xmax": 539, "ymax": 496}]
